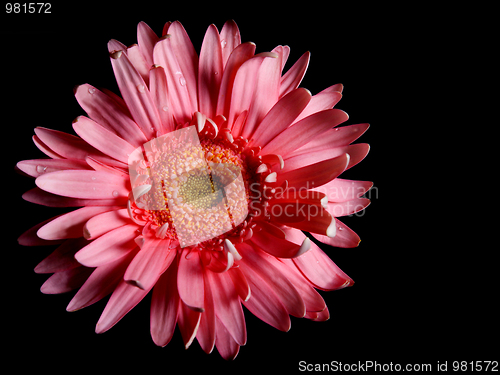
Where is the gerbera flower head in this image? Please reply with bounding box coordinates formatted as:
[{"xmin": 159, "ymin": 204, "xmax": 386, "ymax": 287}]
[{"xmin": 17, "ymin": 20, "xmax": 372, "ymax": 360}]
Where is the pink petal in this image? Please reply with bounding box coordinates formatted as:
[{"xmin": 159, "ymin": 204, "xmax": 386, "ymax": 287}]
[
  {"xmin": 270, "ymin": 203, "xmax": 335, "ymax": 237},
  {"xmin": 37, "ymin": 206, "xmax": 117, "ymax": 240},
  {"xmin": 265, "ymin": 257, "xmax": 326, "ymax": 313},
  {"xmin": 18, "ymin": 217, "xmax": 64, "ymax": 247},
  {"xmin": 325, "ymin": 198, "xmax": 371, "ymax": 217},
  {"xmin": 207, "ymin": 270, "xmax": 247, "ymax": 346},
  {"xmin": 17, "ymin": 159, "xmax": 91, "ymax": 178},
  {"xmin": 196, "ymin": 269, "xmax": 216, "ymax": 354},
  {"xmin": 312, "ymin": 218, "xmax": 361, "ymax": 248},
  {"xmin": 290, "ymin": 123, "xmax": 370, "ymax": 157},
  {"xmin": 279, "ymin": 51, "xmax": 310, "ymax": 98},
  {"xmin": 22, "ymin": 187, "xmax": 126, "ymax": 208},
  {"xmin": 67, "ymin": 247, "xmax": 139, "ymax": 311},
  {"xmin": 250, "ymin": 227, "xmax": 310, "ymax": 258},
  {"xmin": 75, "ymin": 224, "xmax": 139, "ymax": 267},
  {"xmin": 149, "ymin": 65, "xmax": 175, "ymax": 134},
  {"xmin": 241, "ymin": 261, "xmax": 291, "ymax": 332},
  {"xmin": 216, "ymin": 42, "xmax": 256, "ymax": 119},
  {"xmin": 292, "ymin": 237, "xmax": 354, "ymax": 291},
  {"xmin": 72, "ymin": 116, "xmax": 136, "ymax": 164},
  {"xmin": 276, "ymin": 153, "xmax": 350, "ymax": 191},
  {"xmin": 137, "ymin": 21, "xmax": 158, "ymax": 67},
  {"xmin": 291, "ymin": 89, "xmax": 342, "ymax": 125},
  {"xmin": 177, "ymin": 250, "xmax": 205, "ymax": 312},
  {"xmin": 178, "ymin": 301, "xmax": 202, "ymax": 349},
  {"xmin": 83, "ymin": 208, "xmax": 132, "ymax": 239},
  {"xmin": 241, "ymin": 49, "xmax": 282, "ymax": 139},
  {"xmin": 95, "ymin": 277, "xmax": 155, "ymax": 334},
  {"xmin": 34, "ymin": 127, "xmax": 124, "ymax": 168},
  {"xmin": 110, "ymin": 50, "xmax": 160, "ymax": 139},
  {"xmin": 32, "ymin": 134, "xmax": 62, "ymax": 159},
  {"xmin": 198, "ymin": 24, "xmax": 223, "ymax": 119},
  {"xmin": 215, "ymin": 317, "xmax": 240, "ymax": 360},
  {"xmin": 250, "ymin": 88, "xmax": 311, "ymax": 149},
  {"xmin": 36, "ymin": 170, "xmax": 129, "ymax": 200},
  {"xmin": 238, "ymin": 243, "xmax": 305, "ymax": 318},
  {"xmin": 167, "ymin": 21, "xmax": 199, "ymax": 115},
  {"xmin": 74, "ymin": 84, "xmax": 147, "ymax": 148},
  {"xmin": 125, "ymin": 45, "xmax": 150, "ymax": 86},
  {"xmin": 153, "ymin": 36, "xmax": 194, "ymax": 125},
  {"xmin": 282, "ymin": 143, "xmax": 370, "ymax": 173},
  {"xmin": 150, "ymin": 258, "xmax": 180, "ymax": 347},
  {"xmin": 124, "ymin": 238, "xmax": 172, "ymax": 290},
  {"xmin": 35, "ymin": 238, "xmax": 88, "ymax": 274},
  {"xmin": 311, "ymin": 178, "xmax": 373, "ymax": 203},
  {"xmin": 261, "ymin": 109, "xmax": 349, "ymax": 157},
  {"xmin": 226, "ymin": 53, "xmax": 275, "ymax": 133},
  {"xmin": 228, "ymin": 267, "xmax": 251, "ymax": 302},
  {"xmin": 40, "ymin": 266, "xmax": 93, "ymax": 294},
  {"xmin": 220, "ymin": 20, "xmax": 241, "ymax": 67}
]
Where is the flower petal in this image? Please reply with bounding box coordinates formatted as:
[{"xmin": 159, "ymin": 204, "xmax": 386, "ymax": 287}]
[
  {"xmin": 72, "ymin": 116, "xmax": 136, "ymax": 164},
  {"xmin": 282, "ymin": 143, "xmax": 370, "ymax": 173},
  {"xmin": 291, "ymin": 234, "xmax": 354, "ymax": 291},
  {"xmin": 35, "ymin": 238, "xmax": 88, "ymax": 274},
  {"xmin": 198, "ymin": 24, "xmax": 223, "ymax": 119},
  {"xmin": 34, "ymin": 127, "xmax": 124, "ymax": 168},
  {"xmin": 37, "ymin": 206, "xmax": 118, "ymax": 240},
  {"xmin": 207, "ymin": 270, "xmax": 247, "ymax": 346},
  {"xmin": 153, "ymin": 36, "xmax": 193, "ymax": 125},
  {"xmin": 312, "ymin": 218, "xmax": 361, "ymax": 248},
  {"xmin": 74, "ymin": 84, "xmax": 147, "ymax": 148},
  {"xmin": 40, "ymin": 266, "xmax": 93, "ymax": 294},
  {"xmin": 110, "ymin": 50, "xmax": 160, "ymax": 139},
  {"xmin": 17, "ymin": 158, "xmax": 91, "ymax": 178},
  {"xmin": 22, "ymin": 187, "xmax": 125, "ymax": 208},
  {"xmin": 178, "ymin": 300, "xmax": 202, "ymax": 349},
  {"xmin": 67, "ymin": 247, "xmax": 139, "ymax": 311},
  {"xmin": 220, "ymin": 20, "xmax": 241, "ymax": 67},
  {"xmin": 261, "ymin": 109, "xmax": 349, "ymax": 157},
  {"xmin": 250, "ymin": 88, "xmax": 311, "ymax": 149},
  {"xmin": 291, "ymin": 89, "xmax": 342, "ymax": 125},
  {"xmin": 250, "ymin": 226, "xmax": 311, "ymax": 258},
  {"xmin": 150, "ymin": 258, "xmax": 180, "ymax": 347},
  {"xmin": 168, "ymin": 21, "xmax": 199, "ymax": 115},
  {"xmin": 95, "ymin": 277, "xmax": 155, "ymax": 334},
  {"xmin": 239, "ymin": 243, "xmax": 305, "ymax": 317},
  {"xmin": 216, "ymin": 42, "xmax": 256, "ymax": 119},
  {"xmin": 276, "ymin": 153, "xmax": 350, "ymax": 191},
  {"xmin": 325, "ymin": 198, "xmax": 371, "ymax": 217},
  {"xmin": 36, "ymin": 170, "xmax": 129, "ymax": 200},
  {"xmin": 279, "ymin": 51, "xmax": 310, "ymax": 98},
  {"xmin": 75, "ymin": 224, "xmax": 139, "ymax": 267},
  {"xmin": 241, "ymin": 261, "xmax": 291, "ymax": 332},
  {"xmin": 149, "ymin": 65, "xmax": 175, "ymax": 134},
  {"xmin": 83, "ymin": 208, "xmax": 132, "ymax": 239},
  {"xmin": 215, "ymin": 317, "xmax": 240, "ymax": 360},
  {"xmin": 137, "ymin": 21, "xmax": 158, "ymax": 67},
  {"xmin": 124, "ymin": 238, "xmax": 172, "ymax": 290},
  {"xmin": 177, "ymin": 251, "xmax": 205, "ymax": 312},
  {"xmin": 196, "ymin": 268, "xmax": 216, "ymax": 354},
  {"xmin": 241, "ymin": 49, "xmax": 282, "ymax": 139},
  {"xmin": 311, "ymin": 178, "xmax": 373, "ymax": 202}
]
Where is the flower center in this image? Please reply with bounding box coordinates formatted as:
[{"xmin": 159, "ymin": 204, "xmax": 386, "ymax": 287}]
[{"xmin": 127, "ymin": 123, "xmax": 265, "ymax": 250}]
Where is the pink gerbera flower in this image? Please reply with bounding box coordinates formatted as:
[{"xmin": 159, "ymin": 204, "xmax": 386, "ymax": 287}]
[{"xmin": 17, "ymin": 20, "xmax": 371, "ymax": 360}]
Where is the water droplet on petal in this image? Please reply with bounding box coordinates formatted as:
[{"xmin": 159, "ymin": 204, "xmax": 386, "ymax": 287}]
[
  {"xmin": 88, "ymin": 87, "xmax": 96, "ymax": 95},
  {"xmin": 91, "ymin": 176, "xmax": 96, "ymax": 180},
  {"xmin": 338, "ymin": 226, "xmax": 343, "ymax": 231},
  {"xmin": 334, "ymin": 128, "xmax": 340, "ymax": 131},
  {"xmin": 112, "ymin": 190, "xmax": 119, "ymax": 197},
  {"xmin": 221, "ymin": 39, "xmax": 227, "ymax": 48},
  {"xmin": 36, "ymin": 165, "xmax": 47, "ymax": 174},
  {"xmin": 162, "ymin": 105, "xmax": 169, "ymax": 112},
  {"xmin": 179, "ymin": 77, "xmax": 186, "ymax": 86},
  {"xmin": 214, "ymin": 71, "xmax": 218, "ymax": 75},
  {"xmin": 137, "ymin": 84, "xmax": 145, "ymax": 93}
]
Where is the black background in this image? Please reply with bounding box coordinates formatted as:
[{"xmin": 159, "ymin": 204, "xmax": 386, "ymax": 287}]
[{"xmin": 3, "ymin": 1, "xmax": 497, "ymax": 373}]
